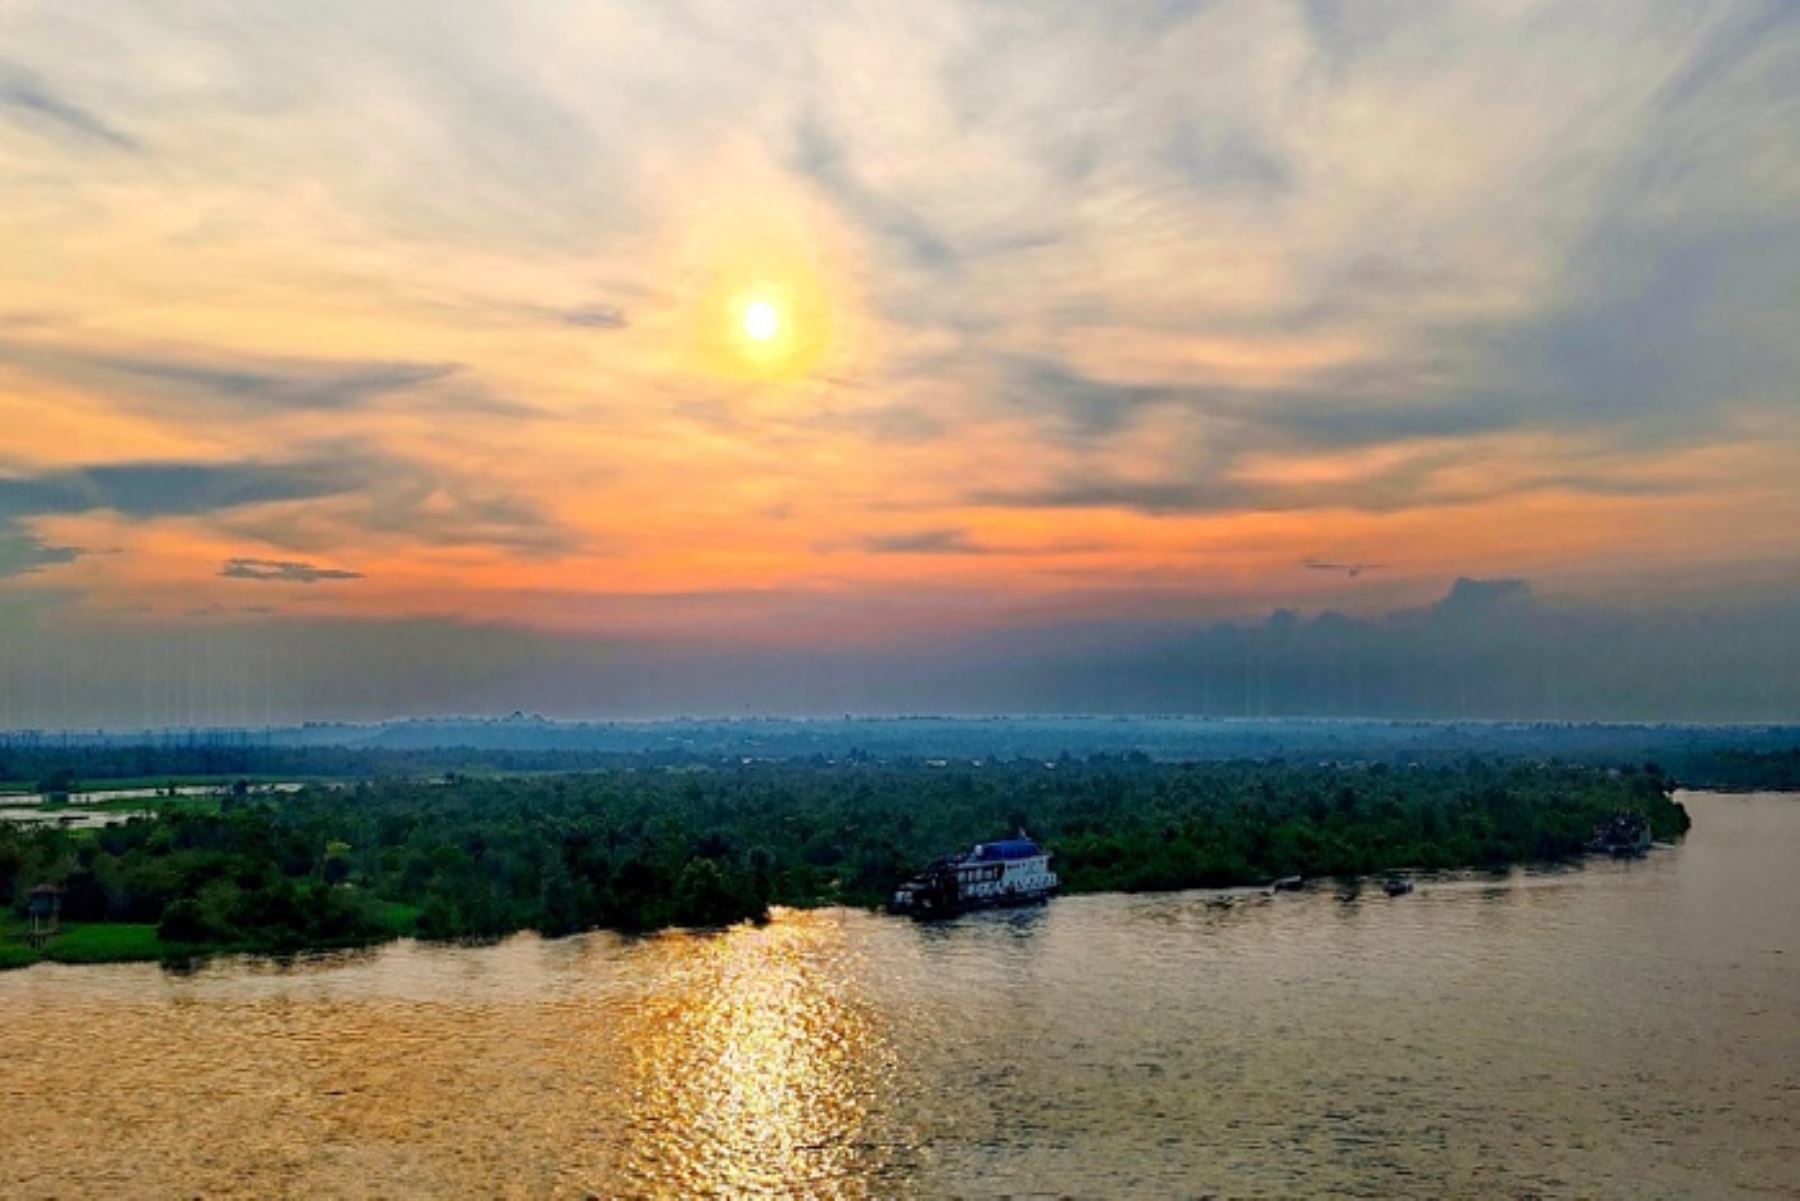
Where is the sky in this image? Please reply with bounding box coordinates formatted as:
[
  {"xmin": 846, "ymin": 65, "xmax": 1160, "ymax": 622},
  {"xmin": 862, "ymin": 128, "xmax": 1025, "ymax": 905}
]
[{"xmin": 1, "ymin": 0, "xmax": 1797, "ymax": 725}]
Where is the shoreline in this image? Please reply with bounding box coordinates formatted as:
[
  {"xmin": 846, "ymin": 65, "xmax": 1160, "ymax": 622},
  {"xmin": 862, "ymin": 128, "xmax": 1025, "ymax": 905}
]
[
  {"xmin": 0, "ymin": 758, "xmax": 1711, "ymax": 972},
  {"xmin": 1, "ymin": 844, "xmax": 1680, "ymax": 974}
]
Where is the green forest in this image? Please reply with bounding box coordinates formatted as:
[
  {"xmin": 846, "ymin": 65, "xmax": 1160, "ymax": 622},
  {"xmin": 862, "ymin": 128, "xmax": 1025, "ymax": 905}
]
[{"xmin": 2, "ymin": 756, "xmax": 1690, "ymax": 968}]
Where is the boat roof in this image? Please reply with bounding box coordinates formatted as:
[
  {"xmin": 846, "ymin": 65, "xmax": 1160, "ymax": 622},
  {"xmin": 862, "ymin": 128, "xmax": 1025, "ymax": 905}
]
[{"xmin": 971, "ymin": 838, "xmax": 1042, "ymax": 861}]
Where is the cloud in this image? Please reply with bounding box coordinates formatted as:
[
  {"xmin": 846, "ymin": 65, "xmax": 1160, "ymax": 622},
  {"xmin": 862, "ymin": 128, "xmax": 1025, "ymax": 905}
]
[
  {"xmin": 969, "ymin": 442, "xmax": 1691, "ymax": 515},
  {"xmin": 1304, "ymin": 559, "xmax": 1383, "ymax": 578},
  {"xmin": 220, "ymin": 558, "xmax": 362, "ymax": 584},
  {"xmin": 0, "ymin": 452, "xmax": 571, "ymax": 557},
  {"xmin": 855, "ymin": 527, "xmax": 1106, "ymax": 557},
  {"xmin": 0, "ymin": 62, "xmax": 137, "ymax": 151},
  {"xmin": 214, "ymin": 453, "xmax": 576, "ymax": 557},
  {"xmin": 561, "ymin": 304, "xmax": 628, "ymax": 329},
  {"xmin": 0, "ymin": 339, "xmax": 458, "ymax": 414},
  {"xmin": 1424, "ymin": 576, "xmax": 1532, "ymax": 625},
  {"xmin": 1165, "ymin": 117, "xmax": 1290, "ymax": 195},
  {"xmin": 0, "ymin": 459, "xmax": 362, "ymax": 519},
  {"xmin": 792, "ymin": 111, "xmax": 958, "ymax": 272},
  {"xmin": 863, "ymin": 528, "xmax": 987, "ymax": 555},
  {"xmin": 0, "ymin": 527, "xmax": 83, "ymax": 578},
  {"xmin": 1003, "ymin": 359, "xmax": 1173, "ymax": 441}
]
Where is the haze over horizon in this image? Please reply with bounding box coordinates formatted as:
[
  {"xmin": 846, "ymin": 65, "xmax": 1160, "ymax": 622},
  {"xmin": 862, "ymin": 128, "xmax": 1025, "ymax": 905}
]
[{"xmin": 3, "ymin": 1, "xmax": 1797, "ymax": 725}]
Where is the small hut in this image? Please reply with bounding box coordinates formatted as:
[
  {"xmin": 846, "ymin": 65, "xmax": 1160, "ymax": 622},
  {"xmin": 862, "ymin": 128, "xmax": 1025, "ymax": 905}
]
[{"xmin": 26, "ymin": 883, "xmax": 62, "ymax": 947}]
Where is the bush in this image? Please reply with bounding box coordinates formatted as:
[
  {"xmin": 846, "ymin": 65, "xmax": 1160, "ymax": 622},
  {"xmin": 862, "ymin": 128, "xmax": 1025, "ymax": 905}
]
[{"xmin": 157, "ymin": 898, "xmax": 209, "ymax": 944}]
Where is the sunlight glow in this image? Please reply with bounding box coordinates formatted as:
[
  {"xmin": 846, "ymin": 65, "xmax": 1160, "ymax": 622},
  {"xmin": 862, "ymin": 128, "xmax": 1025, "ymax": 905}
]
[{"xmin": 743, "ymin": 299, "xmax": 780, "ymax": 342}]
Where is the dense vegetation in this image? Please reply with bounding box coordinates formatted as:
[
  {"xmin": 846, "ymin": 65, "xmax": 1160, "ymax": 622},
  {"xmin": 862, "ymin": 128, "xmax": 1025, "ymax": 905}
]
[
  {"xmin": 1676, "ymin": 748, "xmax": 1800, "ymax": 792},
  {"xmin": 0, "ymin": 756, "xmax": 1692, "ymax": 966}
]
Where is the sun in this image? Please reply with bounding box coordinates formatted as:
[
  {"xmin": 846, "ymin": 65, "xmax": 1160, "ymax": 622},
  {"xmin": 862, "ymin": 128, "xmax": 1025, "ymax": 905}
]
[{"xmin": 742, "ymin": 298, "xmax": 781, "ymax": 342}]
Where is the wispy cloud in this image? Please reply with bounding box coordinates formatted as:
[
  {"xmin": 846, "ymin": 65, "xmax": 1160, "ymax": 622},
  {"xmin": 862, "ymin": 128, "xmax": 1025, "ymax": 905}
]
[
  {"xmin": 0, "ymin": 452, "xmax": 571, "ymax": 558},
  {"xmin": 862, "ymin": 528, "xmax": 987, "ymax": 555},
  {"xmin": 220, "ymin": 557, "xmax": 362, "ymax": 584},
  {"xmin": 0, "ymin": 338, "xmax": 458, "ymax": 414},
  {"xmin": 560, "ymin": 305, "xmax": 628, "ymax": 330},
  {"xmin": 0, "ymin": 62, "xmax": 137, "ymax": 151}
]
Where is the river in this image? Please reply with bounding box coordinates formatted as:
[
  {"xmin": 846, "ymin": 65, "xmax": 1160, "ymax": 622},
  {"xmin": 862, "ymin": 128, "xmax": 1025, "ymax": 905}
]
[{"xmin": 2, "ymin": 791, "xmax": 1795, "ymax": 1198}]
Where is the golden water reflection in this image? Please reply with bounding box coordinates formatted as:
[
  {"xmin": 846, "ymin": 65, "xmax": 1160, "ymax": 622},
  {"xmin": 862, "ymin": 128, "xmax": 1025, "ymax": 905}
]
[
  {"xmin": 609, "ymin": 921, "xmax": 895, "ymax": 1196},
  {"xmin": 0, "ymin": 912, "xmax": 906, "ymax": 1199}
]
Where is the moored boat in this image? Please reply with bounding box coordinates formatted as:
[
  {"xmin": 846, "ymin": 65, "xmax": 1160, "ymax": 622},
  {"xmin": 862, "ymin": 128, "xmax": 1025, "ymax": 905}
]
[
  {"xmin": 1584, "ymin": 811, "xmax": 1653, "ymax": 857},
  {"xmin": 889, "ymin": 833, "xmax": 1059, "ymax": 918}
]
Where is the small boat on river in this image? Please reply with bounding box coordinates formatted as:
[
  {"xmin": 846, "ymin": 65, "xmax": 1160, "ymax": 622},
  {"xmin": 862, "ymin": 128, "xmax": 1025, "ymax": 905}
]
[
  {"xmin": 1585, "ymin": 811, "xmax": 1653, "ymax": 857},
  {"xmin": 888, "ymin": 833, "xmax": 1059, "ymax": 919}
]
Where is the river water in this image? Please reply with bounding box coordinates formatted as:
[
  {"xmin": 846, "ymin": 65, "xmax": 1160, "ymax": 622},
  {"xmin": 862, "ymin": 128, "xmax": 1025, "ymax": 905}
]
[{"xmin": 2, "ymin": 791, "xmax": 1795, "ymax": 1198}]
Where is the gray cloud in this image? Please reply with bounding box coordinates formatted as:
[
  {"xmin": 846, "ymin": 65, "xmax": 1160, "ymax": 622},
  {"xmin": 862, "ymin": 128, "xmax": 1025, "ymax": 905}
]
[
  {"xmin": 1417, "ymin": 576, "xmax": 1531, "ymax": 625},
  {"xmin": 1004, "ymin": 359, "xmax": 1173, "ymax": 440},
  {"xmin": 0, "ymin": 528, "xmax": 83, "ymax": 578},
  {"xmin": 0, "ymin": 62, "xmax": 137, "ymax": 151},
  {"xmin": 1304, "ymin": 560, "xmax": 1383, "ymax": 578},
  {"xmin": 0, "ymin": 459, "xmax": 362, "ymax": 519},
  {"xmin": 863, "ymin": 528, "xmax": 987, "ymax": 555},
  {"xmin": 0, "ymin": 339, "xmax": 458, "ymax": 414},
  {"xmin": 561, "ymin": 304, "xmax": 628, "ymax": 329},
  {"xmin": 1654, "ymin": 0, "xmax": 1794, "ymax": 111},
  {"xmin": 1165, "ymin": 118, "xmax": 1290, "ymax": 195},
  {"xmin": 970, "ymin": 443, "xmax": 1686, "ymax": 516},
  {"xmin": 792, "ymin": 111, "xmax": 957, "ymax": 271},
  {"xmin": 0, "ymin": 452, "xmax": 571, "ymax": 557},
  {"xmin": 220, "ymin": 557, "xmax": 362, "ymax": 584},
  {"xmin": 854, "ymin": 527, "xmax": 1107, "ymax": 557},
  {"xmin": 215, "ymin": 454, "xmax": 575, "ymax": 558}
]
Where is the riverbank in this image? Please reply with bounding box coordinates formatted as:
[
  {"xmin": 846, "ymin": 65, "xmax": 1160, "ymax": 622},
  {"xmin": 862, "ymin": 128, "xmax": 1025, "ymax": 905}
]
[
  {"xmin": 2, "ymin": 905, "xmax": 423, "ymax": 972},
  {"xmin": 1, "ymin": 758, "xmax": 1696, "ymax": 971}
]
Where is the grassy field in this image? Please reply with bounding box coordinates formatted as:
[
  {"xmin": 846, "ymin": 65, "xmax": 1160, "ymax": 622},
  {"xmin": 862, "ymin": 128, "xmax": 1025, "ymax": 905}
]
[
  {"xmin": 1, "ymin": 903, "xmax": 424, "ymax": 972},
  {"xmin": 1, "ymin": 922, "xmax": 166, "ymax": 969}
]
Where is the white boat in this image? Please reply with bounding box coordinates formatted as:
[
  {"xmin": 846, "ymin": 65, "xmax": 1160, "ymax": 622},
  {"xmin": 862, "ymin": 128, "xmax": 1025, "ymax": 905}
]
[{"xmin": 888, "ymin": 833, "xmax": 1059, "ymax": 918}]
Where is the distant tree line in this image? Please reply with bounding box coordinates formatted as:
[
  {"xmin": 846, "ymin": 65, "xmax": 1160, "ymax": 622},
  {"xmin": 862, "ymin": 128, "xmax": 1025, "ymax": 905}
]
[
  {"xmin": 2, "ymin": 734, "xmax": 1795, "ymax": 792},
  {"xmin": 1675, "ymin": 748, "xmax": 1800, "ymax": 791}
]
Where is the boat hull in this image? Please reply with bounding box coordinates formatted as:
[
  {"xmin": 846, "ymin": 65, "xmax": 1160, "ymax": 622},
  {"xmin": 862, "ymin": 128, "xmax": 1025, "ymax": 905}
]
[{"xmin": 890, "ymin": 887, "xmax": 1057, "ymax": 920}]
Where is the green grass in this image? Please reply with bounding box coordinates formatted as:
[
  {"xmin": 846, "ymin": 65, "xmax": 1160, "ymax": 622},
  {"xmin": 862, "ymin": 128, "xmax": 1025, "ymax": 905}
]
[
  {"xmin": 377, "ymin": 901, "xmax": 422, "ymax": 935},
  {"xmin": 1, "ymin": 905, "xmax": 422, "ymax": 972},
  {"xmin": 1, "ymin": 923, "xmax": 166, "ymax": 969},
  {"xmin": 42, "ymin": 923, "xmax": 165, "ymax": 964}
]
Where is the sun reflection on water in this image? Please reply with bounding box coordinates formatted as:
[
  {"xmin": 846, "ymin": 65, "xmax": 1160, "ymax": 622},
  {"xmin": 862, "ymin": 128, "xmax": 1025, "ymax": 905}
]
[{"xmin": 615, "ymin": 916, "xmax": 895, "ymax": 1197}]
